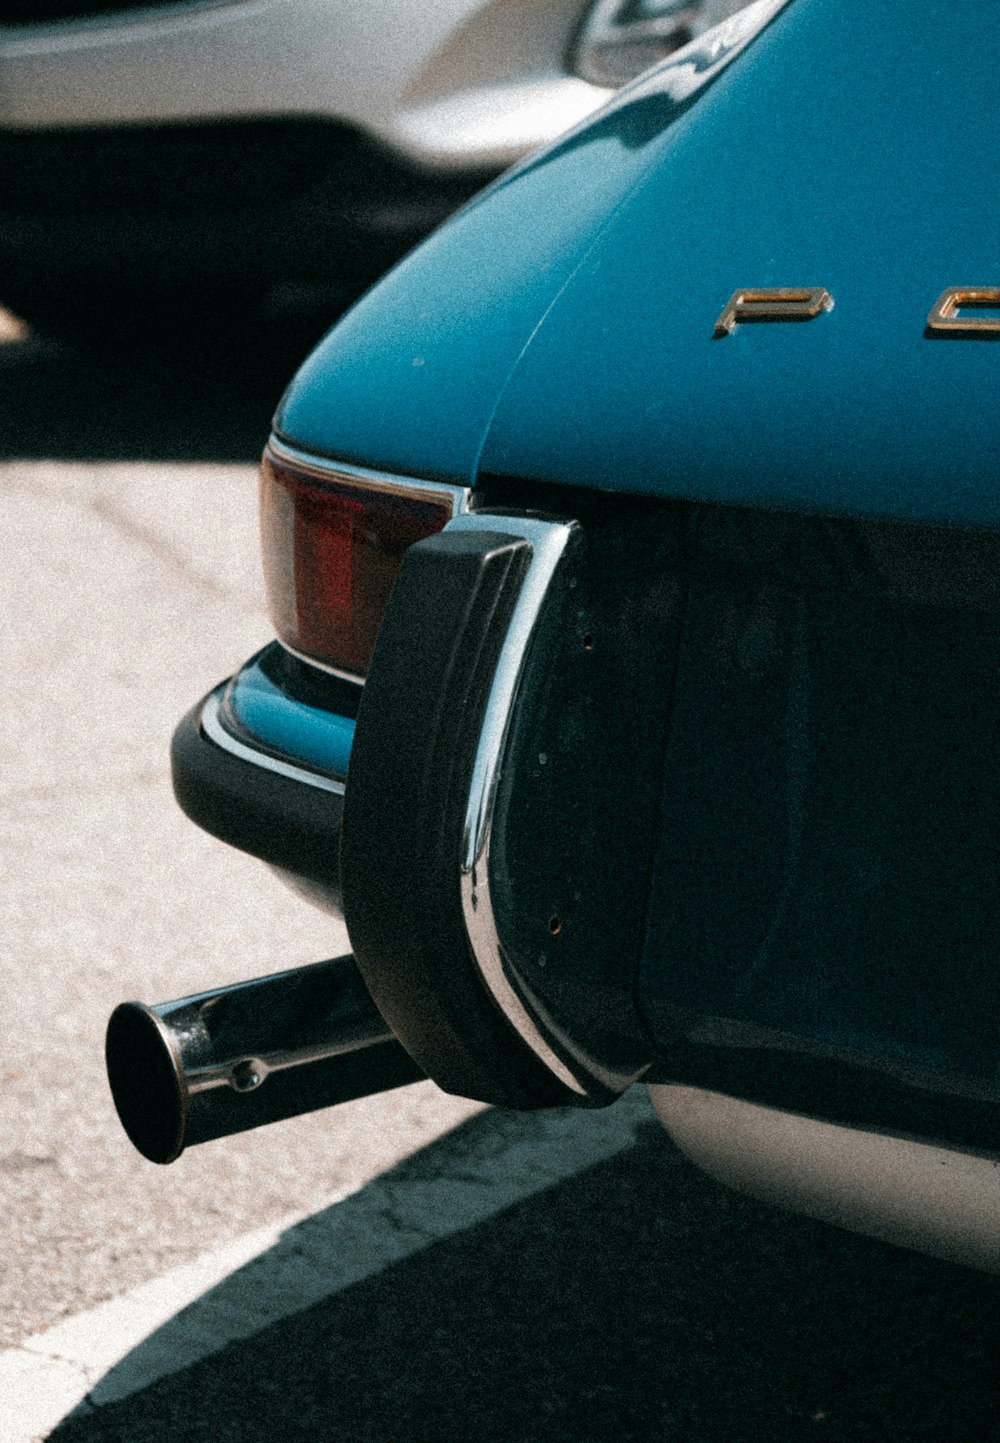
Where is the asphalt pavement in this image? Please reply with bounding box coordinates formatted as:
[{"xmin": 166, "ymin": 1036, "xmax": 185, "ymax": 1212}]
[
  {"xmin": 0, "ymin": 323, "xmax": 483, "ymax": 1345},
  {"xmin": 2, "ymin": 320, "xmax": 999, "ymax": 1441}
]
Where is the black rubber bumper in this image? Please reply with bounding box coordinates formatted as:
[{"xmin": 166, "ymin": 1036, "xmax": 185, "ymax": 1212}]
[
  {"xmin": 340, "ymin": 525, "xmax": 588, "ymax": 1110},
  {"xmin": 171, "ymin": 694, "xmax": 344, "ymax": 899}
]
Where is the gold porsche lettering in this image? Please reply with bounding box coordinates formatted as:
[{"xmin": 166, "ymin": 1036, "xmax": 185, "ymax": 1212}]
[
  {"xmin": 714, "ymin": 286, "xmax": 1000, "ymax": 338},
  {"xmin": 926, "ymin": 287, "xmax": 1000, "ymax": 336},
  {"xmin": 714, "ymin": 287, "xmax": 834, "ymax": 337}
]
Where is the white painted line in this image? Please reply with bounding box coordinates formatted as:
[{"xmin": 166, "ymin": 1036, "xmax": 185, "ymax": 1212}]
[{"xmin": 0, "ymin": 1090, "xmax": 654, "ymax": 1441}]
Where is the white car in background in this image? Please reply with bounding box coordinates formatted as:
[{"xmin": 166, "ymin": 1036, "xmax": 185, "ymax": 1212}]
[{"xmin": 0, "ymin": 0, "xmax": 748, "ymax": 345}]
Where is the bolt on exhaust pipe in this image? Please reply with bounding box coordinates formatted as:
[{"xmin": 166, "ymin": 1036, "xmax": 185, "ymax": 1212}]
[{"xmin": 105, "ymin": 955, "xmax": 424, "ymax": 1164}]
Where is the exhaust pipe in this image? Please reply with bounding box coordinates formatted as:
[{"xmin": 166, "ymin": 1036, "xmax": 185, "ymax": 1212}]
[{"xmin": 105, "ymin": 955, "xmax": 424, "ymax": 1164}]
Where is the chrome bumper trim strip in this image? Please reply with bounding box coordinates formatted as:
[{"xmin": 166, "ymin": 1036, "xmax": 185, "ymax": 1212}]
[{"xmin": 200, "ymin": 686, "xmax": 346, "ymax": 797}]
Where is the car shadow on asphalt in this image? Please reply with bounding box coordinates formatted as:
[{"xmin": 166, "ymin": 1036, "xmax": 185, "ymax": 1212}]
[
  {"xmin": 48, "ymin": 1109, "xmax": 1000, "ymax": 1443},
  {"xmin": 0, "ymin": 308, "xmax": 333, "ymax": 465}
]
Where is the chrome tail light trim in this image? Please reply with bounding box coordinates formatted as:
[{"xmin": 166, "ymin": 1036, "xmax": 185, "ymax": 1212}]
[{"xmin": 200, "ymin": 685, "xmax": 346, "ymax": 796}]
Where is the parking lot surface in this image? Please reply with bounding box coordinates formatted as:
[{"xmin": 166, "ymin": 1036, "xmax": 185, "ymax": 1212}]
[{"xmin": 0, "ymin": 330, "xmax": 486, "ymax": 1350}]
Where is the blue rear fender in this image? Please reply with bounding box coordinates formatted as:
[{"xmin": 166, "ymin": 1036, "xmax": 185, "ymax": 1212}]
[{"xmin": 278, "ymin": 0, "xmax": 1000, "ymax": 530}]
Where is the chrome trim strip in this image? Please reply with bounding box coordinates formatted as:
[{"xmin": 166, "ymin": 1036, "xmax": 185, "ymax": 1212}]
[
  {"xmin": 200, "ymin": 687, "xmax": 346, "ymax": 797},
  {"xmin": 448, "ymin": 513, "xmax": 587, "ymax": 1096},
  {"xmin": 266, "ymin": 435, "xmax": 474, "ymax": 516},
  {"xmin": 574, "ymin": 0, "xmax": 794, "ymax": 99},
  {"xmin": 273, "ymin": 639, "xmax": 367, "ymax": 687}
]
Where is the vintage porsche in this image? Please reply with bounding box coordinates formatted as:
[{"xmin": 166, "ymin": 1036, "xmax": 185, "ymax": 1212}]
[{"xmin": 106, "ymin": 0, "xmax": 1000, "ymax": 1272}]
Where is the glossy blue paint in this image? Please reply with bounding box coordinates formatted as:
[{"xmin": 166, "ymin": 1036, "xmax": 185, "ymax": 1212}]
[
  {"xmin": 223, "ymin": 656, "xmax": 355, "ymax": 781},
  {"xmin": 278, "ymin": 0, "xmax": 1000, "ymax": 528},
  {"xmin": 274, "ymin": 119, "xmax": 657, "ymax": 481},
  {"xmin": 481, "ymin": 0, "xmax": 1000, "ymax": 527},
  {"xmin": 275, "ymin": 0, "xmax": 789, "ymax": 484}
]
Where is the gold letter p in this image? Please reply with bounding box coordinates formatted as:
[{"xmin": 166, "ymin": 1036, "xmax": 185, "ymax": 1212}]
[{"xmin": 714, "ymin": 287, "xmax": 834, "ymax": 337}]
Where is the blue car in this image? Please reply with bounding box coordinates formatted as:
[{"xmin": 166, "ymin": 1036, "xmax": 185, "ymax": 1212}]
[{"xmin": 107, "ymin": 0, "xmax": 1000, "ymax": 1272}]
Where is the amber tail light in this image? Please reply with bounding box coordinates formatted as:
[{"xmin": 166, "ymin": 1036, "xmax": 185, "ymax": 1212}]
[{"xmin": 260, "ymin": 443, "xmax": 467, "ymax": 679}]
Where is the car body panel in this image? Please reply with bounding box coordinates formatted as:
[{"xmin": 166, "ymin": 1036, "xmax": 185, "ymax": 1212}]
[
  {"xmin": 278, "ymin": 0, "xmax": 1000, "ymax": 529},
  {"xmin": 0, "ymin": 0, "xmax": 610, "ymax": 174},
  {"xmin": 0, "ymin": 0, "xmax": 617, "ymax": 343},
  {"xmin": 652, "ymin": 1085, "xmax": 1000, "ymax": 1274},
  {"xmin": 275, "ymin": 0, "xmax": 791, "ymax": 477},
  {"xmin": 273, "ymin": 115, "xmax": 675, "ymax": 480},
  {"xmin": 480, "ymin": 0, "xmax": 1000, "ymax": 527}
]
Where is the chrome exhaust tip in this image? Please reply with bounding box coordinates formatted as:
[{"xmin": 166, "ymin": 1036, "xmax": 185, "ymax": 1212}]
[{"xmin": 105, "ymin": 955, "xmax": 424, "ymax": 1164}]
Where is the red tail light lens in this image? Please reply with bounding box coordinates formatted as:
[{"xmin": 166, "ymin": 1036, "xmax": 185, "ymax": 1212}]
[{"xmin": 260, "ymin": 444, "xmax": 467, "ymax": 679}]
